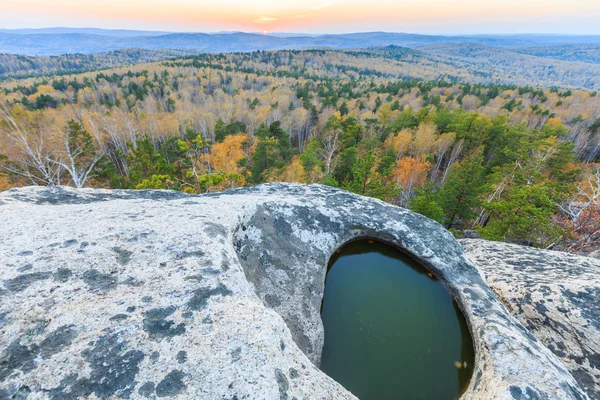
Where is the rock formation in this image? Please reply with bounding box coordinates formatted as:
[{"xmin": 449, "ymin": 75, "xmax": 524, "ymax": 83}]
[
  {"xmin": 0, "ymin": 184, "xmax": 589, "ymax": 399},
  {"xmin": 461, "ymin": 239, "xmax": 600, "ymax": 399}
]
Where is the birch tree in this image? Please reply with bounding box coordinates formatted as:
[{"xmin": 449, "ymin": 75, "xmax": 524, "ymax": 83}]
[
  {"xmin": 0, "ymin": 104, "xmax": 62, "ymax": 186},
  {"xmin": 50, "ymin": 120, "xmax": 104, "ymax": 188}
]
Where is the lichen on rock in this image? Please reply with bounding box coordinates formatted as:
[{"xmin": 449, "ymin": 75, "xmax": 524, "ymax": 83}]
[
  {"xmin": 0, "ymin": 183, "xmax": 591, "ymax": 399},
  {"xmin": 461, "ymin": 239, "xmax": 600, "ymax": 399}
]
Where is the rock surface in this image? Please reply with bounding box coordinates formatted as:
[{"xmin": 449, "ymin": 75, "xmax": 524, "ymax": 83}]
[
  {"xmin": 0, "ymin": 184, "xmax": 588, "ymax": 399},
  {"xmin": 588, "ymin": 250, "xmax": 600, "ymax": 260},
  {"xmin": 461, "ymin": 239, "xmax": 600, "ymax": 399}
]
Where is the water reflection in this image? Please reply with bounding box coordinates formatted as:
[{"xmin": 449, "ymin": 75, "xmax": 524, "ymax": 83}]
[{"xmin": 320, "ymin": 239, "xmax": 474, "ymax": 400}]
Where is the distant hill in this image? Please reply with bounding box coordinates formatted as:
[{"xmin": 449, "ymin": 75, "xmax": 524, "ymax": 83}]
[
  {"xmin": 0, "ymin": 27, "xmax": 170, "ymax": 37},
  {"xmin": 2, "ymin": 45, "xmax": 600, "ymax": 90},
  {"xmin": 418, "ymin": 43, "xmax": 600, "ymax": 89},
  {"xmin": 1, "ymin": 29, "xmax": 600, "ymax": 56},
  {"xmin": 0, "ymin": 49, "xmax": 195, "ymax": 79},
  {"xmin": 512, "ymin": 44, "xmax": 600, "ymax": 64},
  {"xmin": 1, "ymin": 29, "xmax": 599, "ymax": 89}
]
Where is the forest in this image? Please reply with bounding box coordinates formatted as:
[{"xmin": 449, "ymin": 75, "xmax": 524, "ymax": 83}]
[
  {"xmin": 3, "ymin": 44, "xmax": 600, "ymax": 90},
  {"xmin": 1, "ymin": 49, "xmax": 599, "ymax": 252},
  {"xmin": 0, "ymin": 49, "xmax": 193, "ymax": 80}
]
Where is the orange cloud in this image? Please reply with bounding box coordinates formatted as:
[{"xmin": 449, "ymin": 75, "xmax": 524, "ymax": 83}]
[
  {"xmin": 253, "ymin": 16, "xmax": 278, "ymax": 24},
  {"xmin": 2, "ymin": 0, "xmax": 600, "ymax": 33}
]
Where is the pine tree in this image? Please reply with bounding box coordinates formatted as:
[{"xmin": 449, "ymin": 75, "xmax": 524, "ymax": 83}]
[
  {"xmin": 127, "ymin": 138, "xmax": 173, "ymax": 188},
  {"xmin": 250, "ymin": 122, "xmax": 293, "ymax": 182},
  {"xmin": 409, "ymin": 182, "xmax": 445, "ymax": 224},
  {"xmin": 345, "ymin": 149, "xmax": 397, "ymax": 200},
  {"xmin": 439, "ymin": 149, "xmax": 486, "ymax": 229},
  {"xmin": 339, "ymin": 101, "xmax": 349, "ymax": 116}
]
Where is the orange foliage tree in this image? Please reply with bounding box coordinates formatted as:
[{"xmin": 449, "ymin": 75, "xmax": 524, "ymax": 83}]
[
  {"xmin": 267, "ymin": 155, "xmax": 307, "ymax": 183},
  {"xmin": 392, "ymin": 156, "xmax": 431, "ymax": 206},
  {"xmin": 206, "ymin": 133, "xmax": 248, "ymax": 190}
]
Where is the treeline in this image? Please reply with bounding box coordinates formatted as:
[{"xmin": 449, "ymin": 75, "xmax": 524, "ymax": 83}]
[
  {"xmin": 2, "ymin": 104, "xmax": 598, "ymax": 252},
  {"xmin": 1, "ymin": 50, "xmax": 599, "ymax": 251},
  {"xmin": 0, "ymin": 49, "xmax": 191, "ymax": 80},
  {"xmin": 2, "ymin": 51, "xmax": 599, "ymax": 161},
  {"xmin": 514, "ymin": 44, "xmax": 600, "ymax": 65},
  {"xmin": 420, "ymin": 43, "xmax": 600, "ymax": 90},
  {"xmin": 3, "ymin": 44, "xmax": 600, "ymax": 90}
]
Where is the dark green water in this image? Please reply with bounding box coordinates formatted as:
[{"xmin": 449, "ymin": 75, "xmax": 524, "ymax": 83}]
[{"xmin": 320, "ymin": 239, "xmax": 474, "ymax": 400}]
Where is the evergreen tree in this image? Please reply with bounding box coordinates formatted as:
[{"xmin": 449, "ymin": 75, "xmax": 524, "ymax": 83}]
[
  {"xmin": 479, "ymin": 133, "xmax": 578, "ymax": 246},
  {"xmin": 300, "ymin": 138, "xmax": 323, "ymax": 174},
  {"xmin": 589, "ymin": 118, "xmax": 600, "ymax": 135},
  {"xmin": 250, "ymin": 121, "xmax": 293, "ymax": 182},
  {"xmin": 59, "ymin": 120, "xmax": 103, "ymax": 188},
  {"xmin": 440, "ymin": 149, "xmax": 486, "ymax": 229},
  {"xmin": 408, "ymin": 182, "xmax": 445, "ymax": 224},
  {"xmin": 480, "ymin": 183, "xmax": 559, "ymax": 245},
  {"xmin": 127, "ymin": 138, "xmax": 173, "ymax": 188},
  {"xmin": 333, "ymin": 146, "xmax": 358, "ymax": 185},
  {"xmin": 339, "ymin": 101, "xmax": 349, "ymax": 116},
  {"xmin": 345, "ymin": 149, "xmax": 397, "ymax": 200}
]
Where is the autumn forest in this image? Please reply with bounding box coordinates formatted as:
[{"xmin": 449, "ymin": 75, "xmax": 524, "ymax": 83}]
[{"xmin": 1, "ymin": 48, "xmax": 599, "ymax": 252}]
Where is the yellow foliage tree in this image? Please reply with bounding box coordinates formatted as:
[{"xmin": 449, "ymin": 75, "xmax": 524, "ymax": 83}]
[
  {"xmin": 0, "ymin": 173, "xmax": 11, "ymax": 190},
  {"xmin": 547, "ymin": 117, "xmax": 563, "ymax": 128},
  {"xmin": 385, "ymin": 129, "xmax": 412, "ymax": 159},
  {"xmin": 377, "ymin": 103, "xmax": 396, "ymax": 128},
  {"xmin": 208, "ymin": 133, "xmax": 247, "ymax": 174},
  {"xmin": 413, "ymin": 123, "xmax": 438, "ymax": 156},
  {"xmin": 206, "ymin": 133, "xmax": 248, "ymax": 189},
  {"xmin": 267, "ymin": 155, "xmax": 307, "ymax": 183},
  {"xmin": 36, "ymin": 85, "xmax": 55, "ymax": 94},
  {"xmin": 392, "ymin": 156, "xmax": 432, "ymax": 206}
]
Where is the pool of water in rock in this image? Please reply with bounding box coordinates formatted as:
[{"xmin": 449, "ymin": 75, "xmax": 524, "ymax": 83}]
[{"xmin": 320, "ymin": 239, "xmax": 474, "ymax": 400}]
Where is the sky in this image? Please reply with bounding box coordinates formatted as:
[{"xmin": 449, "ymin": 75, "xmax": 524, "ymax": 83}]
[{"xmin": 2, "ymin": 0, "xmax": 600, "ymax": 35}]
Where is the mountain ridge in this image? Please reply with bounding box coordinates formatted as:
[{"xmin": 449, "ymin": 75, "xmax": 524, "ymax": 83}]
[{"xmin": 2, "ymin": 29, "xmax": 600, "ymax": 56}]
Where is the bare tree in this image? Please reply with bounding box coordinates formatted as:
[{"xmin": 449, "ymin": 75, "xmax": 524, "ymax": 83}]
[
  {"xmin": 440, "ymin": 140, "xmax": 464, "ymax": 185},
  {"xmin": 0, "ymin": 104, "xmax": 62, "ymax": 186},
  {"xmin": 559, "ymin": 168, "xmax": 600, "ymax": 252},
  {"xmin": 432, "ymin": 132, "xmax": 456, "ymax": 182},
  {"xmin": 47, "ymin": 120, "xmax": 104, "ymax": 188},
  {"xmin": 321, "ymin": 124, "xmax": 341, "ymax": 175}
]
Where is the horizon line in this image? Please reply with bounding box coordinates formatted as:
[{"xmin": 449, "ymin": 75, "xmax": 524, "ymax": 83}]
[{"xmin": 2, "ymin": 27, "xmax": 600, "ymax": 37}]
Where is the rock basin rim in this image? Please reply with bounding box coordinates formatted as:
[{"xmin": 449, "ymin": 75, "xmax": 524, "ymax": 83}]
[{"xmin": 0, "ymin": 183, "xmax": 591, "ymax": 399}]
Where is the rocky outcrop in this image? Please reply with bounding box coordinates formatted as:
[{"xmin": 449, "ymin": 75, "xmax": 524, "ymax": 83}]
[
  {"xmin": 588, "ymin": 250, "xmax": 600, "ymax": 260},
  {"xmin": 461, "ymin": 239, "xmax": 600, "ymax": 399},
  {"xmin": 0, "ymin": 184, "xmax": 588, "ymax": 399}
]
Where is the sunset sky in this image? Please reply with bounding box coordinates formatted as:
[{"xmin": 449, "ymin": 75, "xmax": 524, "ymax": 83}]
[{"xmin": 2, "ymin": 0, "xmax": 600, "ymax": 35}]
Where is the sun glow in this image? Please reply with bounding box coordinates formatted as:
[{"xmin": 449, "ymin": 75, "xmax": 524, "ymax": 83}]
[{"xmin": 1, "ymin": 0, "xmax": 600, "ymax": 34}]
